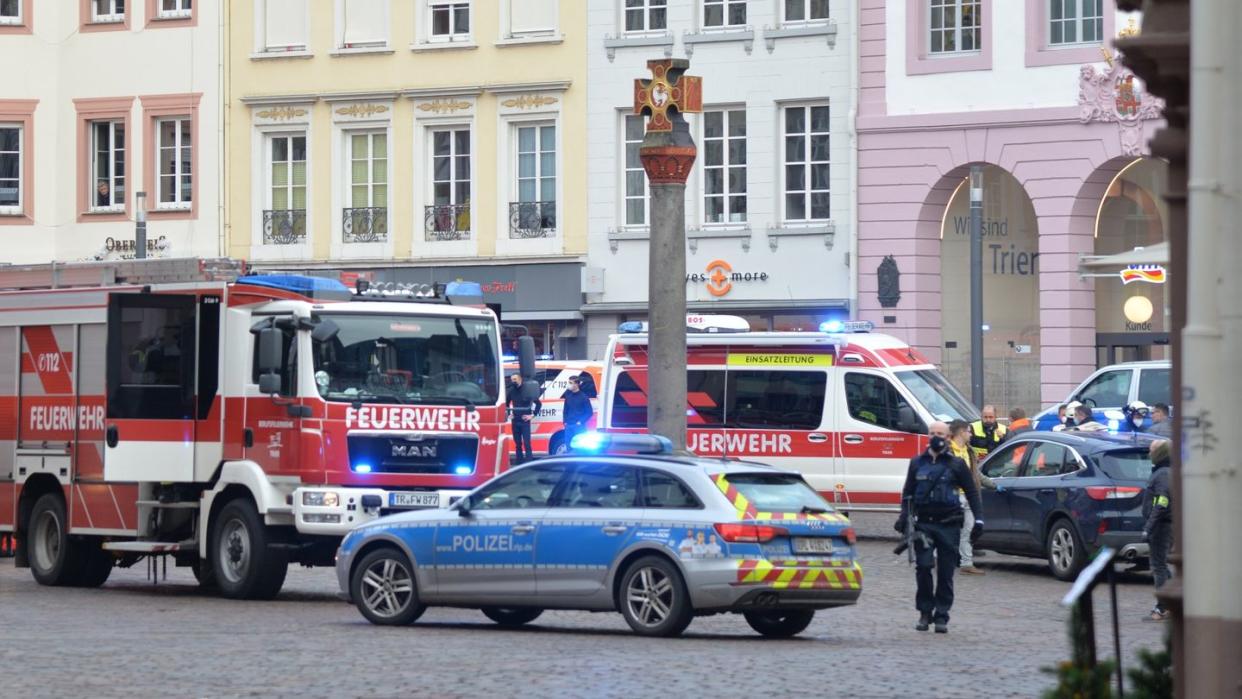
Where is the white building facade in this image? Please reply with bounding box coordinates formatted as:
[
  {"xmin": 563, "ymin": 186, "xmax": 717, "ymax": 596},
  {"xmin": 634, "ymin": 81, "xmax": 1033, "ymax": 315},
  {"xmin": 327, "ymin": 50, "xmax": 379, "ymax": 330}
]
[
  {"xmin": 583, "ymin": 0, "xmax": 857, "ymax": 357},
  {"xmin": 0, "ymin": 1, "xmax": 221, "ymax": 263}
]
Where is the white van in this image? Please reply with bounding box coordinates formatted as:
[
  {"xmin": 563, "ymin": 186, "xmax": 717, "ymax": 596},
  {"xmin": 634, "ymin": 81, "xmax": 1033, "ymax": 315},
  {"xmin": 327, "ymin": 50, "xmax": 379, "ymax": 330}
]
[{"xmin": 599, "ymin": 322, "xmax": 980, "ymax": 512}]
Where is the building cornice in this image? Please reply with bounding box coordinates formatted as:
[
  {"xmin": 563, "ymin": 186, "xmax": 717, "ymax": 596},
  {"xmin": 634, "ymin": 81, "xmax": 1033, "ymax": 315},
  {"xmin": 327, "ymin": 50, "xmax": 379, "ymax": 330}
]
[
  {"xmin": 239, "ymin": 94, "xmax": 319, "ymax": 107},
  {"xmin": 400, "ymin": 86, "xmax": 485, "ymax": 99},
  {"xmin": 485, "ymin": 80, "xmax": 572, "ymax": 95}
]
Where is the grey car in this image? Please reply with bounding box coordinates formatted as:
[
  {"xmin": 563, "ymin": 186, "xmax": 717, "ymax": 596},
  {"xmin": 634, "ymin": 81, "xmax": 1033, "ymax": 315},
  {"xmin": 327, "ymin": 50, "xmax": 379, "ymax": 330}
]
[{"xmin": 334, "ymin": 440, "xmax": 862, "ymax": 637}]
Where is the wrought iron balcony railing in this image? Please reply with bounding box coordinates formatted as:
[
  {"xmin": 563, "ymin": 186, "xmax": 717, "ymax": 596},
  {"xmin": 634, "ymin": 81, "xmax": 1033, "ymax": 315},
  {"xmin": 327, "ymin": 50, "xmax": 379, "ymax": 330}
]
[
  {"xmin": 424, "ymin": 203, "xmax": 471, "ymax": 242},
  {"xmin": 508, "ymin": 200, "xmax": 557, "ymax": 239},
  {"xmin": 342, "ymin": 207, "xmax": 388, "ymax": 243},
  {"xmin": 262, "ymin": 209, "xmax": 307, "ymax": 245}
]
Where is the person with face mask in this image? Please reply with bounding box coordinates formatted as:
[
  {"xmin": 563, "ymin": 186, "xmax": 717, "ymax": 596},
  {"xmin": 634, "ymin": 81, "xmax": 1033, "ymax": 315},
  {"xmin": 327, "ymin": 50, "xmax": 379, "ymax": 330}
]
[
  {"xmin": 894, "ymin": 421, "xmax": 984, "ymax": 634},
  {"xmin": 1122, "ymin": 400, "xmax": 1150, "ymax": 433}
]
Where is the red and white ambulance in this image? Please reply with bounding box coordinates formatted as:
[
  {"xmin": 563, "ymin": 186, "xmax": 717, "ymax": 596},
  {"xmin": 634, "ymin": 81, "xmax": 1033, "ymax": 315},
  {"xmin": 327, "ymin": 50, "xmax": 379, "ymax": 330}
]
[
  {"xmin": 0, "ymin": 258, "xmax": 514, "ymax": 598},
  {"xmin": 599, "ymin": 318, "xmax": 980, "ymax": 512}
]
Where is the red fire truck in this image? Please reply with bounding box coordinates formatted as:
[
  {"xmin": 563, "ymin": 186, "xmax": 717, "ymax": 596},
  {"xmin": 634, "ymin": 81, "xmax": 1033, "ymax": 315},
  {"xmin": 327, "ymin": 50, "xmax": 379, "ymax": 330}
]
[{"xmin": 0, "ymin": 258, "xmax": 516, "ymax": 598}]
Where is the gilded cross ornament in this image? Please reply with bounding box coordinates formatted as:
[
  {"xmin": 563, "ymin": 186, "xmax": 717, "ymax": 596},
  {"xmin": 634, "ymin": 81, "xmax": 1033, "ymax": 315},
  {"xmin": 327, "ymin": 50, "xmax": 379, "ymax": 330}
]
[{"xmin": 633, "ymin": 59, "xmax": 702, "ymax": 133}]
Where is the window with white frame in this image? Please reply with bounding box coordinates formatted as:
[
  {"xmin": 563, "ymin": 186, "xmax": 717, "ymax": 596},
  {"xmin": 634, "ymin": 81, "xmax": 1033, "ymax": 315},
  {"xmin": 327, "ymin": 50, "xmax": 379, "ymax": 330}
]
[
  {"xmin": 509, "ymin": 0, "xmax": 557, "ymax": 36},
  {"xmin": 703, "ymin": 110, "xmax": 746, "ymax": 224},
  {"xmin": 703, "ymin": 0, "xmax": 746, "ymax": 28},
  {"xmin": 92, "ymin": 0, "xmax": 125, "ymax": 23},
  {"xmin": 91, "ymin": 121, "xmax": 125, "ymax": 211},
  {"xmin": 262, "ymin": 0, "xmax": 307, "ymax": 51},
  {"xmin": 156, "ymin": 117, "xmax": 192, "ymax": 208},
  {"xmin": 0, "ymin": 126, "xmax": 21, "ymax": 212},
  {"xmin": 783, "ymin": 0, "xmax": 827, "ymax": 24},
  {"xmin": 428, "ymin": 128, "xmax": 471, "ymax": 240},
  {"xmin": 0, "ymin": 0, "xmax": 21, "ymax": 23},
  {"xmin": 265, "ymin": 134, "xmax": 307, "ymax": 243},
  {"xmin": 622, "ymin": 114, "xmax": 648, "ymax": 227},
  {"xmin": 625, "ymin": 0, "xmax": 666, "ymax": 33},
  {"xmin": 344, "ymin": 131, "xmax": 387, "ymax": 241},
  {"xmin": 340, "ymin": 0, "xmax": 388, "ymax": 48},
  {"xmin": 158, "ymin": 0, "xmax": 192, "ymax": 19},
  {"xmin": 783, "ymin": 105, "xmax": 829, "ymax": 222},
  {"xmin": 929, "ymin": 0, "xmax": 981, "ymax": 54},
  {"xmin": 1049, "ymin": 0, "xmax": 1103, "ymax": 45},
  {"xmin": 511, "ymin": 123, "xmax": 556, "ymax": 237},
  {"xmin": 429, "ymin": 0, "xmax": 470, "ymax": 40}
]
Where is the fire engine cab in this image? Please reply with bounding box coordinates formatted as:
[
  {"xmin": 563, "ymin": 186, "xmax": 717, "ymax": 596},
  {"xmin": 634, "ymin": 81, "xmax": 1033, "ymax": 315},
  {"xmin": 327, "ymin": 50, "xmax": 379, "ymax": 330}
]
[
  {"xmin": 0, "ymin": 258, "xmax": 516, "ymax": 598},
  {"xmin": 600, "ymin": 317, "xmax": 981, "ymax": 511}
]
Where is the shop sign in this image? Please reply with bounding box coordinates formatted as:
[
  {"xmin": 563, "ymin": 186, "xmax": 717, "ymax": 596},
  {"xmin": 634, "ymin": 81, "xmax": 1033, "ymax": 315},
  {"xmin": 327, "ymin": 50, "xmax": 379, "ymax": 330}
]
[
  {"xmin": 685, "ymin": 259, "xmax": 769, "ymax": 298},
  {"xmin": 1120, "ymin": 265, "xmax": 1166, "ymax": 285},
  {"xmin": 100, "ymin": 236, "xmax": 169, "ymax": 260}
]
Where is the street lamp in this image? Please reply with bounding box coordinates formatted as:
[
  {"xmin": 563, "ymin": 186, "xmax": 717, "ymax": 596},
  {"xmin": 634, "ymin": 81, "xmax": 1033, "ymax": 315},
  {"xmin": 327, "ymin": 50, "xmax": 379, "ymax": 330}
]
[
  {"xmin": 969, "ymin": 166, "xmax": 984, "ymax": 407},
  {"xmin": 135, "ymin": 191, "xmax": 148, "ymax": 260}
]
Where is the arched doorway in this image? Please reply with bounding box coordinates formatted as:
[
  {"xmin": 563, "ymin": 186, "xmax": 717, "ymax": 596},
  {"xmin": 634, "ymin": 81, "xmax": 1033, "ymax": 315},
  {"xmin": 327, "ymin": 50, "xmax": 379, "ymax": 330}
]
[
  {"xmin": 1093, "ymin": 157, "xmax": 1169, "ymax": 364},
  {"xmin": 939, "ymin": 165, "xmax": 1041, "ymax": 415}
]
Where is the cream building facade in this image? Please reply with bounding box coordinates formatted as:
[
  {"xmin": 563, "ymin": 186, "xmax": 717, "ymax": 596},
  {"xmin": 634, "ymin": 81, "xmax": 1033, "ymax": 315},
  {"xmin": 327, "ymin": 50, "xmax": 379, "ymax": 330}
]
[{"xmin": 226, "ymin": 0, "xmax": 589, "ymax": 356}]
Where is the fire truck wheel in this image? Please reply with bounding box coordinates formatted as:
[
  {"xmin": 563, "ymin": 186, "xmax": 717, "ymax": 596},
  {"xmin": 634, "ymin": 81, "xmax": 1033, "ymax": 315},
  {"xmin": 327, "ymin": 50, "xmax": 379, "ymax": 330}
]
[
  {"xmin": 481, "ymin": 607, "xmax": 544, "ymax": 626},
  {"xmin": 211, "ymin": 498, "xmax": 288, "ymax": 600},
  {"xmin": 74, "ymin": 540, "xmax": 114, "ymax": 588},
  {"xmin": 28, "ymin": 493, "xmax": 85, "ymax": 586},
  {"xmin": 351, "ymin": 546, "xmax": 426, "ymax": 626}
]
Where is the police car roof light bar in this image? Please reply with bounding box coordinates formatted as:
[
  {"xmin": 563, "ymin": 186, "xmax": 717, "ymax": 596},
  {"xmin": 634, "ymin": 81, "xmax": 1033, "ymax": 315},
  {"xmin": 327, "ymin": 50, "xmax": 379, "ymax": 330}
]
[{"xmin": 569, "ymin": 432, "xmax": 674, "ymax": 455}]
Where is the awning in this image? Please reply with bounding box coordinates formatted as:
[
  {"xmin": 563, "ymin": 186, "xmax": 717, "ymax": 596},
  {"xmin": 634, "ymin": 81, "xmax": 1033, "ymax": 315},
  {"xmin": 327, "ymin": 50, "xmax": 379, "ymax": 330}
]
[{"xmin": 1079, "ymin": 241, "xmax": 1168, "ymax": 270}]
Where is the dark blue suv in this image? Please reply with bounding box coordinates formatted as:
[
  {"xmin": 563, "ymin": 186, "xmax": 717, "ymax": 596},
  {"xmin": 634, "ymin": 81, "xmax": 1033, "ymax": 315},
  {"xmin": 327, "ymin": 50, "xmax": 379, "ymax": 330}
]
[{"xmin": 974, "ymin": 431, "xmax": 1158, "ymax": 580}]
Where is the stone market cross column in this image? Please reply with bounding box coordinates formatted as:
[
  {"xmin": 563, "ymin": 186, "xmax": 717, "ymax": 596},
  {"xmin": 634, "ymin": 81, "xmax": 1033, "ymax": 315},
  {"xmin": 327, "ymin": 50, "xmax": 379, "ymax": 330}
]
[{"xmin": 633, "ymin": 58, "xmax": 702, "ymax": 451}]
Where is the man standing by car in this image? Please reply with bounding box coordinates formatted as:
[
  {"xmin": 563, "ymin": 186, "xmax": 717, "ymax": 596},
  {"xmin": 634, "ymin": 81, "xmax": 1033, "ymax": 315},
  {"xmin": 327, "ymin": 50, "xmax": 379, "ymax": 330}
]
[
  {"xmin": 507, "ymin": 373, "xmax": 542, "ymax": 464},
  {"xmin": 1007, "ymin": 408, "xmax": 1032, "ymax": 435},
  {"xmin": 895, "ymin": 421, "xmax": 984, "ymax": 634},
  {"xmin": 1144, "ymin": 439, "xmax": 1174, "ymax": 620},
  {"xmin": 1148, "ymin": 403, "xmax": 1173, "ymax": 438},
  {"xmin": 948, "ymin": 420, "xmax": 994, "ymax": 576},
  {"xmin": 969, "ymin": 405, "xmax": 1007, "ymax": 458},
  {"xmin": 561, "ymin": 374, "xmax": 593, "ymax": 452}
]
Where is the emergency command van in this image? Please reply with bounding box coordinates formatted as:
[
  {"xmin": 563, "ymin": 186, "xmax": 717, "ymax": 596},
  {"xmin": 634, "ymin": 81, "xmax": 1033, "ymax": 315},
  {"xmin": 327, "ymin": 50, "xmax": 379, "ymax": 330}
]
[
  {"xmin": 0, "ymin": 258, "xmax": 519, "ymax": 598},
  {"xmin": 599, "ymin": 319, "xmax": 980, "ymax": 511}
]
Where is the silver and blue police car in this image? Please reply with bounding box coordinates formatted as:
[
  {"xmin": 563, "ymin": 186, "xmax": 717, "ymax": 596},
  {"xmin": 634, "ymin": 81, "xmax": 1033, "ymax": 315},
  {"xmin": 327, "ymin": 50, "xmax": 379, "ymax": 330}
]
[{"xmin": 335, "ymin": 434, "xmax": 862, "ymax": 637}]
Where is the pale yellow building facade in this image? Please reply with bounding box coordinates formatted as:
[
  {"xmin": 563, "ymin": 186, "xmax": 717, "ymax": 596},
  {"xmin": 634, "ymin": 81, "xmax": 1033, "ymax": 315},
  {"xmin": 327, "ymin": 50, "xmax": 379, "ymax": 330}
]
[{"xmin": 225, "ymin": 0, "xmax": 588, "ymax": 355}]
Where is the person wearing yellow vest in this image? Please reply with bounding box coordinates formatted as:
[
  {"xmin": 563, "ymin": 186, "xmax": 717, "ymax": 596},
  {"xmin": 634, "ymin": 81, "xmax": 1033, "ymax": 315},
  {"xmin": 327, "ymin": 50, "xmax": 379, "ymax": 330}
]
[
  {"xmin": 969, "ymin": 405, "xmax": 1007, "ymax": 458},
  {"xmin": 950, "ymin": 420, "xmax": 995, "ymax": 575}
]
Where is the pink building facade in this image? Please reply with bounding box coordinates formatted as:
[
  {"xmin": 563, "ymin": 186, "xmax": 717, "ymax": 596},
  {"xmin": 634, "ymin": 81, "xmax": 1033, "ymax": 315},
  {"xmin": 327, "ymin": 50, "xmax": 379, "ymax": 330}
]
[{"xmin": 856, "ymin": 0, "xmax": 1166, "ymax": 409}]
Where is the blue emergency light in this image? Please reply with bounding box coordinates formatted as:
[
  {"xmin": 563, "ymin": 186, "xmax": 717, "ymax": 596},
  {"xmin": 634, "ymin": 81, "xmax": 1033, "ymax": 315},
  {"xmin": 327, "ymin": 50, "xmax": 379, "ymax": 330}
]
[
  {"xmin": 445, "ymin": 280, "xmax": 483, "ymax": 298},
  {"xmin": 568, "ymin": 432, "xmax": 673, "ymax": 455},
  {"xmin": 820, "ymin": 320, "xmax": 874, "ymax": 334},
  {"xmin": 453, "ymin": 464, "xmax": 474, "ymax": 476},
  {"xmin": 237, "ymin": 274, "xmax": 353, "ymax": 301},
  {"xmin": 353, "ymin": 463, "xmax": 373, "ymax": 474}
]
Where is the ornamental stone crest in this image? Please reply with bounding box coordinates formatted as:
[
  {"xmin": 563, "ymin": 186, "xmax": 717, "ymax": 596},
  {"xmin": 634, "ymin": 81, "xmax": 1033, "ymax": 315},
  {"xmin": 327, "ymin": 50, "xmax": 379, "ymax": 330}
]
[
  {"xmin": 335, "ymin": 103, "xmax": 390, "ymax": 119},
  {"xmin": 417, "ymin": 99, "xmax": 471, "ymax": 115},
  {"xmin": 501, "ymin": 95, "xmax": 558, "ymax": 110},
  {"xmin": 877, "ymin": 256, "xmax": 901, "ymax": 309},
  {"xmin": 255, "ymin": 106, "xmax": 307, "ymax": 121},
  {"xmin": 1078, "ymin": 58, "xmax": 1164, "ymax": 156}
]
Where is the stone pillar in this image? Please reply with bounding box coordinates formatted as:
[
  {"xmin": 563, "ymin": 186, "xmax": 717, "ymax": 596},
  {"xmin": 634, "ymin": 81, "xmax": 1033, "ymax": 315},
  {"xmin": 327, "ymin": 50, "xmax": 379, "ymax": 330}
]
[{"xmin": 634, "ymin": 59, "xmax": 702, "ymax": 452}]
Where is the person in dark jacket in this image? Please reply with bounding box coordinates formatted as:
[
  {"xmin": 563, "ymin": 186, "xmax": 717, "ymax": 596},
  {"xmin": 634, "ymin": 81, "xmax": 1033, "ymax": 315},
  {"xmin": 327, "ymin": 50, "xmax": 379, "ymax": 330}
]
[
  {"xmin": 506, "ymin": 373, "xmax": 542, "ymax": 464},
  {"xmin": 560, "ymin": 374, "xmax": 593, "ymax": 452},
  {"xmin": 1143, "ymin": 439, "xmax": 1174, "ymax": 620},
  {"xmin": 895, "ymin": 421, "xmax": 984, "ymax": 634},
  {"xmin": 1148, "ymin": 403, "xmax": 1173, "ymax": 438}
]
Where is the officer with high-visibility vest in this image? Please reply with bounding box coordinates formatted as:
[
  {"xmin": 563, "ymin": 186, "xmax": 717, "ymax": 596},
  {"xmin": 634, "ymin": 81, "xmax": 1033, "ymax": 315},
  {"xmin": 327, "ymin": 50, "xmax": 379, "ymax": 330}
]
[
  {"xmin": 969, "ymin": 405, "xmax": 1007, "ymax": 458},
  {"xmin": 1143, "ymin": 440, "xmax": 1173, "ymax": 620}
]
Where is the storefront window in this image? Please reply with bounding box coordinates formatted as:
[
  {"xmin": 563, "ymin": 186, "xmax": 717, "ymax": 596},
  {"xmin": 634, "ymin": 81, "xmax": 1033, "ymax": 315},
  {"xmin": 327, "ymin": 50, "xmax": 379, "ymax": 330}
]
[{"xmin": 939, "ymin": 165, "xmax": 1041, "ymax": 415}]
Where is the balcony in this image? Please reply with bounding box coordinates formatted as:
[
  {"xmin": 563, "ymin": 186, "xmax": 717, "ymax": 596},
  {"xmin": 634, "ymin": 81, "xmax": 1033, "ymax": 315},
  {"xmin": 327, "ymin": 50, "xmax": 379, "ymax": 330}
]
[
  {"xmin": 424, "ymin": 203, "xmax": 471, "ymax": 242},
  {"xmin": 342, "ymin": 207, "xmax": 388, "ymax": 243},
  {"xmin": 508, "ymin": 200, "xmax": 556, "ymax": 239},
  {"xmin": 262, "ymin": 209, "xmax": 307, "ymax": 245}
]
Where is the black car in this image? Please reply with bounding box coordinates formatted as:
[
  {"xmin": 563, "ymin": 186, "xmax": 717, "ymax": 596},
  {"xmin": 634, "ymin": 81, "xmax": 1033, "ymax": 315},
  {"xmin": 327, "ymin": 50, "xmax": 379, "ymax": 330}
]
[{"xmin": 974, "ymin": 431, "xmax": 1158, "ymax": 580}]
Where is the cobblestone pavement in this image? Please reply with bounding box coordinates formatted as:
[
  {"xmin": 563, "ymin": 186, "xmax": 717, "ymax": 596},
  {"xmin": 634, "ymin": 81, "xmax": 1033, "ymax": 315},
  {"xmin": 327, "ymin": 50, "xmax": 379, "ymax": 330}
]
[{"xmin": 1, "ymin": 514, "xmax": 1167, "ymax": 699}]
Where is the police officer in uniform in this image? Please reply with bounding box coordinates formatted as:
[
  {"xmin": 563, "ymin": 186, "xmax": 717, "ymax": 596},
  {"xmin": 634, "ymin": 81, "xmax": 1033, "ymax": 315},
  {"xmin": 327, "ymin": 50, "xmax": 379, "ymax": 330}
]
[
  {"xmin": 895, "ymin": 421, "xmax": 984, "ymax": 634},
  {"xmin": 969, "ymin": 405, "xmax": 1007, "ymax": 458},
  {"xmin": 506, "ymin": 373, "xmax": 542, "ymax": 464}
]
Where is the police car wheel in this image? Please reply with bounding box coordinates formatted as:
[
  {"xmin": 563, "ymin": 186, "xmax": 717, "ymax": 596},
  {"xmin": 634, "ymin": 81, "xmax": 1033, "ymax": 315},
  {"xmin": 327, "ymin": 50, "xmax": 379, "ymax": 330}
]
[
  {"xmin": 743, "ymin": 610, "xmax": 816, "ymax": 638},
  {"xmin": 351, "ymin": 547, "xmax": 426, "ymax": 626},
  {"xmin": 619, "ymin": 555, "xmax": 694, "ymax": 637},
  {"xmin": 481, "ymin": 607, "xmax": 544, "ymax": 626},
  {"xmin": 1046, "ymin": 519, "xmax": 1086, "ymax": 581}
]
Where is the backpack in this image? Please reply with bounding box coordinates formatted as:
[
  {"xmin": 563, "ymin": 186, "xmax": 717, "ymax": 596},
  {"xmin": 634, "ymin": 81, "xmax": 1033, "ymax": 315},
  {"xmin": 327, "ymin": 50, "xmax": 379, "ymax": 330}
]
[{"xmin": 913, "ymin": 460, "xmax": 960, "ymax": 510}]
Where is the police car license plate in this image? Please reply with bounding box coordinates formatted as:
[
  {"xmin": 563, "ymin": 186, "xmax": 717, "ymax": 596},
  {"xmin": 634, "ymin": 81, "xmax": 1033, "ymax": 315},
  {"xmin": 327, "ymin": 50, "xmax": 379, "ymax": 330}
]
[
  {"xmin": 389, "ymin": 492, "xmax": 440, "ymax": 508},
  {"xmin": 792, "ymin": 537, "xmax": 834, "ymax": 555}
]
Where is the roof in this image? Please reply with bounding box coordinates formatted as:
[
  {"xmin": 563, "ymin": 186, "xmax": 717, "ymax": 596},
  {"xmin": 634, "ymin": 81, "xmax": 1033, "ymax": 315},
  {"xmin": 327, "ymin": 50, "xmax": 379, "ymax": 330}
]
[{"xmin": 1007, "ymin": 430, "xmax": 1159, "ymax": 453}]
